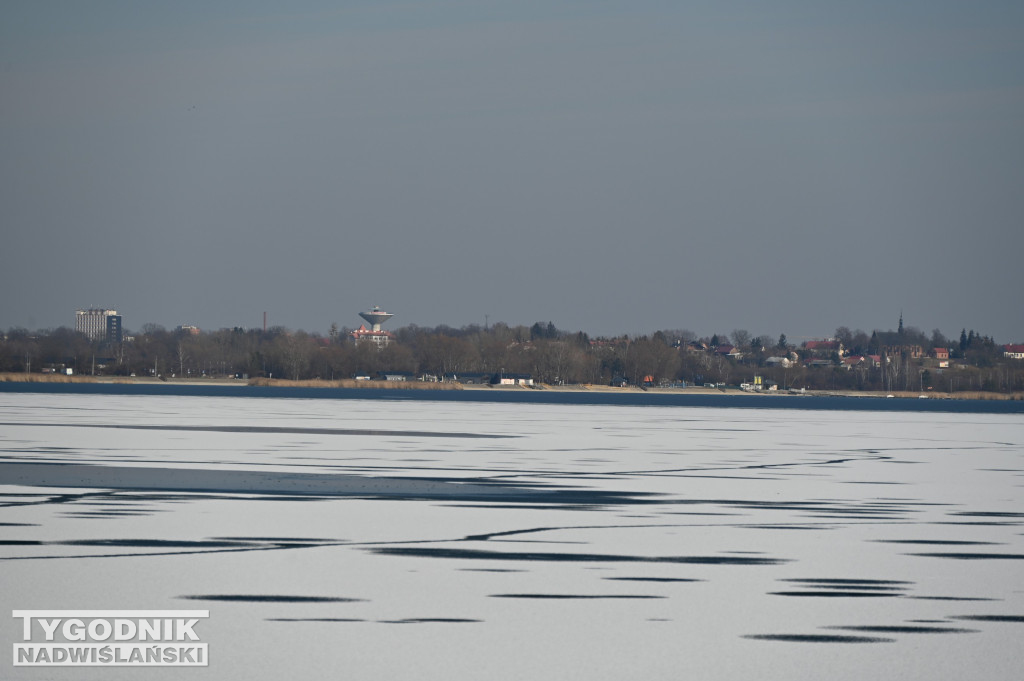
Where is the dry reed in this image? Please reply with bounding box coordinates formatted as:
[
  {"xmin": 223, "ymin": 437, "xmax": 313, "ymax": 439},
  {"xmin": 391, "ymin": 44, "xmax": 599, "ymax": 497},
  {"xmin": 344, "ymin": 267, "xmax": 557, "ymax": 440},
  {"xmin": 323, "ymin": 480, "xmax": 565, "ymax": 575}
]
[
  {"xmin": 247, "ymin": 377, "xmax": 462, "ymax": 390},
  {"xmin": 0, "ymin": 372, "xmax": 98, "ymax": 384}
]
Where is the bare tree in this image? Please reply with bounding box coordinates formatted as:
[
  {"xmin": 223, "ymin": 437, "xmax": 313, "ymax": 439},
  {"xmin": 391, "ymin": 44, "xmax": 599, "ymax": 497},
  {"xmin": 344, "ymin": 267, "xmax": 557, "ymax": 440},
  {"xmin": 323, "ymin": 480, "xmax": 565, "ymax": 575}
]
[{"xmin": 177, "ymin": 341, "xmax": 188, "ymax": 377}]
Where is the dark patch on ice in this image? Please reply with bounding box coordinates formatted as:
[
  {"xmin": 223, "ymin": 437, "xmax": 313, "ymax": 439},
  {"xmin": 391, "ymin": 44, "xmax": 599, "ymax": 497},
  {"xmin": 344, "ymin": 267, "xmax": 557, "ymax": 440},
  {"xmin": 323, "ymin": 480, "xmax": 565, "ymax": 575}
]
[
  {"xmin": 0, "ymin": 540, "xmax": 43, "ymax": 545},
  {"xmin": 603, "ymin": 577, "xmax": 702, "ymax": 583},
  {"xmin": 786, "ymin": 584, "xmax": 903, "ymax": 592},
  {"xmin": 459, "ymin": 568, "xmax": 526, "ymax": 572},
  {"xmin": 0, "ymin": 461, "xmax": 660, "ymax": 506},
  {"xmin": 666, "ymin": 512, "xmax": 744, "ymax": 516},
  {"xmin": 211, "ymin": 536, "xmax": 341, "ymax": 543},
  {"xmin": 58, "ymin": 539, "xmax": 264, "ymax": 548},
  {"xmin": 909, "ymin": 596, "xmax": 998, "ymax": 601},
  {"xmin": 181, "ymin": 595, "xmax": 365, "ymax": 603},
  {"xmin": 771, "ymin": 579, "xmax": 913, "ymax": 599},
  {"xmin": 949, "ymin": 511, "xmax": 1024, "ymax": 518},
  {"xmin": 377, "ymin": 618, "xmax": 481, "ymax": 624},
  {"xmin": 0, "ymin": 421, "xmax": 512, "ymax": 439},
  {"xmin": 0, "ymin": 522, "xmax": 39, "ymax": 526},
  {"xmin": 873, "ymin": 539, "xmax": 1001, "ymax": 545},
  {"xmin": 606, "ymin": 454, "xmax": 888, "ymax": 478},
  {"xmin": 826, "ymin": 625, "xmax": 978, "ymax": 634},
  {"xmin": 908, "ymin": 552, "xmax": 1024, "ymax": 560},
  {"xmin": 803, "ymin": 514, "xmax": 907, "ymax": 520},
  {"xmin": 743, "ymin": 634, "xmax": 894, "ymax": 643},
  {"xmin": 267, "ymin": 618, "xmax": 364, "ymax": 622},
  {"xmin": 951, "ymin": 615, "xmax": 1024, "ymax": 623},
  {"xmin": 770, "ymin": 591, "xmax": 903, "ymax": 598},
  {"xmin": 932, "ymin": 521, "xmax": 1024, "ymax": 526},
  {"xmin": 437, "ymin": 504, "xmax": 598, "ymax": 510},
  {"xmin": 490, "ymin": 594, "xmax": 664, "ymax": 599},
  {"xmin": 485, "ymin": 539, "xmax": 588, "ymax": 546},
  {"xmin": 781, "ymin": 578, "xmax": 912, "ymax": 585},
  {"xmin": 0, "ymin": 544, "xmax": 314, "ymax": 561},
  {"xmin": 0, "ymin": 534, "xmax": 348, "ymax": 562},
  {"xmin": 461, "ymin": 524, "xmax": 681, "ymax": 543},
  {"xmin": 739, "ymin": 525, "xmax": 834, "ymax": 530},
  {"xmin": 371, "ymin": 547, "xmax": 787, "ymax": 565},
  {"xmin": 61, "ymin": 511, "xmax": 153, "ymax": 518}
]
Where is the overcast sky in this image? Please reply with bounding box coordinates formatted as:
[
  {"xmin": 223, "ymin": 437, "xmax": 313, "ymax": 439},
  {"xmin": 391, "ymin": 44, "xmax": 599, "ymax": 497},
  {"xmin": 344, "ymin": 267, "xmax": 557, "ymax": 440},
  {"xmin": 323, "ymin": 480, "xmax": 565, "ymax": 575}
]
[{"xmin": 2, "ymin": 1, "xmax": 1022, "ymax": 341}]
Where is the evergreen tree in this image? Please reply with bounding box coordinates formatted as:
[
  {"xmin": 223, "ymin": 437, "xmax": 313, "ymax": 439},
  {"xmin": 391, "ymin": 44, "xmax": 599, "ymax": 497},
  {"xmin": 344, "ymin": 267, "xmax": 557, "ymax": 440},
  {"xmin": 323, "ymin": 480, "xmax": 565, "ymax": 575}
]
[
  {"xmin": 777, "ymin": 333, "xmax": 788, "ymax": 350},
  {"xmin": 960, "ymin": 328, "xmax": 968, "ymax": 352}
]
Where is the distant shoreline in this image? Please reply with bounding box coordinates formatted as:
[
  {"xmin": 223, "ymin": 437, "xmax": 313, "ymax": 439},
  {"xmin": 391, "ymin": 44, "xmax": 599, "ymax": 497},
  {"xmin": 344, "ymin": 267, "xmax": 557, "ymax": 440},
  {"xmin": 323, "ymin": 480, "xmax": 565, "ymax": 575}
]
[{"xmin": 1, "ymin": 372, "xmax": 1020, "ymax": 401}]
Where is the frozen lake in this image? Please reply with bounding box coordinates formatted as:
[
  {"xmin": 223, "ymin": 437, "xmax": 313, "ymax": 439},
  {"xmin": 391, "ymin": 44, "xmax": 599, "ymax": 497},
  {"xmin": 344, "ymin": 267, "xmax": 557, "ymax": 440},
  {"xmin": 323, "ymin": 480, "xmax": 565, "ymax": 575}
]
[{"xmin": 1, "ymin": 392, "xmax": 1023, "ymax": 679}]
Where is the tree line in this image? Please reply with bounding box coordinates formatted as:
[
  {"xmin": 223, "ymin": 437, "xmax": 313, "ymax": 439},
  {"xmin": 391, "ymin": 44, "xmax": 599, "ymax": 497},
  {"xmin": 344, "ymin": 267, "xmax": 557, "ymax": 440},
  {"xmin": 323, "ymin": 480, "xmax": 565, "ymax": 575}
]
[{"xmin": 1, "ymin": 320, "xmax": 1022, "ymax": 393}]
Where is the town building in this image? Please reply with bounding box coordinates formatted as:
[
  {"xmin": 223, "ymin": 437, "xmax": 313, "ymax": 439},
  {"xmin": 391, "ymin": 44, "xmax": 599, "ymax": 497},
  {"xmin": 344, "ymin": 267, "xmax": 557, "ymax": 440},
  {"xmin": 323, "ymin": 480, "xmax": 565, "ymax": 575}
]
[
  {"xmin": 803, "ymin": 339, "xmax": 844, "ymax": 357},
  {"xmin": 350, "ymin": 325, "xmax": 395, "ymax": 347},
  {"xmin": 493, "ymin": 373, "xmax": 534, "ymax": 386},
  {"xmin": 882, "ymin": 344, "xmax": 924, "ymax": 359},
  {"xmin": 1004, "ymin": 344, "xmax": 1024, "ymax": 359},
  {"xmin": 377, "ymin": 371, "xmax": 414, "ymax": 381},
  {"xmin": 445, "ymin": 372, "xmax": 492, "ymax": 385},
  {"xmin": 713, "ymin": 344, "xmax": 743, "ymax": 359},
  {"xmin": 351, "ymin": 306, "xmax": 396, "ymax": 347},
  {"xmin": 75, "ymin": 309, "xmax": 122, "ymax": 343}
]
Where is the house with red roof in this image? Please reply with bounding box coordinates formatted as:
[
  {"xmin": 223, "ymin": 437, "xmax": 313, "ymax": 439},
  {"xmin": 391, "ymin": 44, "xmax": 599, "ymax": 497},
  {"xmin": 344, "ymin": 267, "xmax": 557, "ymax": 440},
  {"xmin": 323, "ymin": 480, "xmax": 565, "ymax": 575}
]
[
  {"xmin": 803, "ymin": 339, "xmax": 844, "ymax": 358},
  {"xmin": 713, "ymin": 344, "xmax": 743, "ymax": 359},
  {"xmin": 1004, "ymin": 344, "xmax": 1024, "ymax": 359}
]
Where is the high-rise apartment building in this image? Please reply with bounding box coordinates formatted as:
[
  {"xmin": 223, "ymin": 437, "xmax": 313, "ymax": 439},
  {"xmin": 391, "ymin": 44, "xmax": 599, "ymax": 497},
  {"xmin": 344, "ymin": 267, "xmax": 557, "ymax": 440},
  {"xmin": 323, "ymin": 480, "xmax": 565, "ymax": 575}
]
[
  {"xmin": 106, "ymin": 314, "xmax": 123, "ymax": 344},
  {"xmin": 75, "ymin": 309, "xmax": 122, "ymax": 343}
]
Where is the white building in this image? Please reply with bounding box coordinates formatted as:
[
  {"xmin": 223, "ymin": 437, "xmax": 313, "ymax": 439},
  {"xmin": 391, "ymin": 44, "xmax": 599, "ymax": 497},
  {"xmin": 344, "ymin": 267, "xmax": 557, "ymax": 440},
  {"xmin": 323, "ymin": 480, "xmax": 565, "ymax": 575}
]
[
  {"xmin": 350, "ymin": 325, "xmax": 395, "ymax": 347},
  {"xmin": 1004, "ymin": 344, "xmax": 1024, "ymax": 359},
  {"xmin": 351, "ymin": 306, "xmax": 396, "ymax": 347},
  {"xmin": 75, "ymin": 309, "xmax": 121, "ymax": 342}
]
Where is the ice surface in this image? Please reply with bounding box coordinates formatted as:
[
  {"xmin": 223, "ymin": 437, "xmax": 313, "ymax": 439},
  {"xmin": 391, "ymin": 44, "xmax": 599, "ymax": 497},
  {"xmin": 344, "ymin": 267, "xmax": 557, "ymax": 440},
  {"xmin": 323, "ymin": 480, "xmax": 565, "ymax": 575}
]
[{"xmin": 1, "ymin": 393, "xmax": 1022, "ymax": 680}]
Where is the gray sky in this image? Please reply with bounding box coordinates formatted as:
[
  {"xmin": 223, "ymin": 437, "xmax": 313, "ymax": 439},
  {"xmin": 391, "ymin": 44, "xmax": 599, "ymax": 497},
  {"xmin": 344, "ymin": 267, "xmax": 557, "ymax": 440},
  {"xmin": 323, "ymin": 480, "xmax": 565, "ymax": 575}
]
[{"xmin": 2, "ymin": 1, "xmax": 1022, "ymax": 341}]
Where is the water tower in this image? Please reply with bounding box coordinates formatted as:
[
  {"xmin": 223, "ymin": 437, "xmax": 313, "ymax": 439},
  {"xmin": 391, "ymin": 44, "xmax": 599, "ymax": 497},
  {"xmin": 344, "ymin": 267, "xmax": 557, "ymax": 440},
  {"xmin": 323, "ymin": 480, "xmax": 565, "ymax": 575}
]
[{"xmin": 359, "ymin": 305, "xmax": 394, "ymax": 332}]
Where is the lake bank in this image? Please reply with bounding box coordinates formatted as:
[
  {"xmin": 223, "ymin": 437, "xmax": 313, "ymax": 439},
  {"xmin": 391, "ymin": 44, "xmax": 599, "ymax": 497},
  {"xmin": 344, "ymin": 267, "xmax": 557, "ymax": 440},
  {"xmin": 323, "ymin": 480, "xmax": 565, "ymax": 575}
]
[{"xmin": 1, "ymin": 372, "xmax": 1021, "ymax": 402}]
